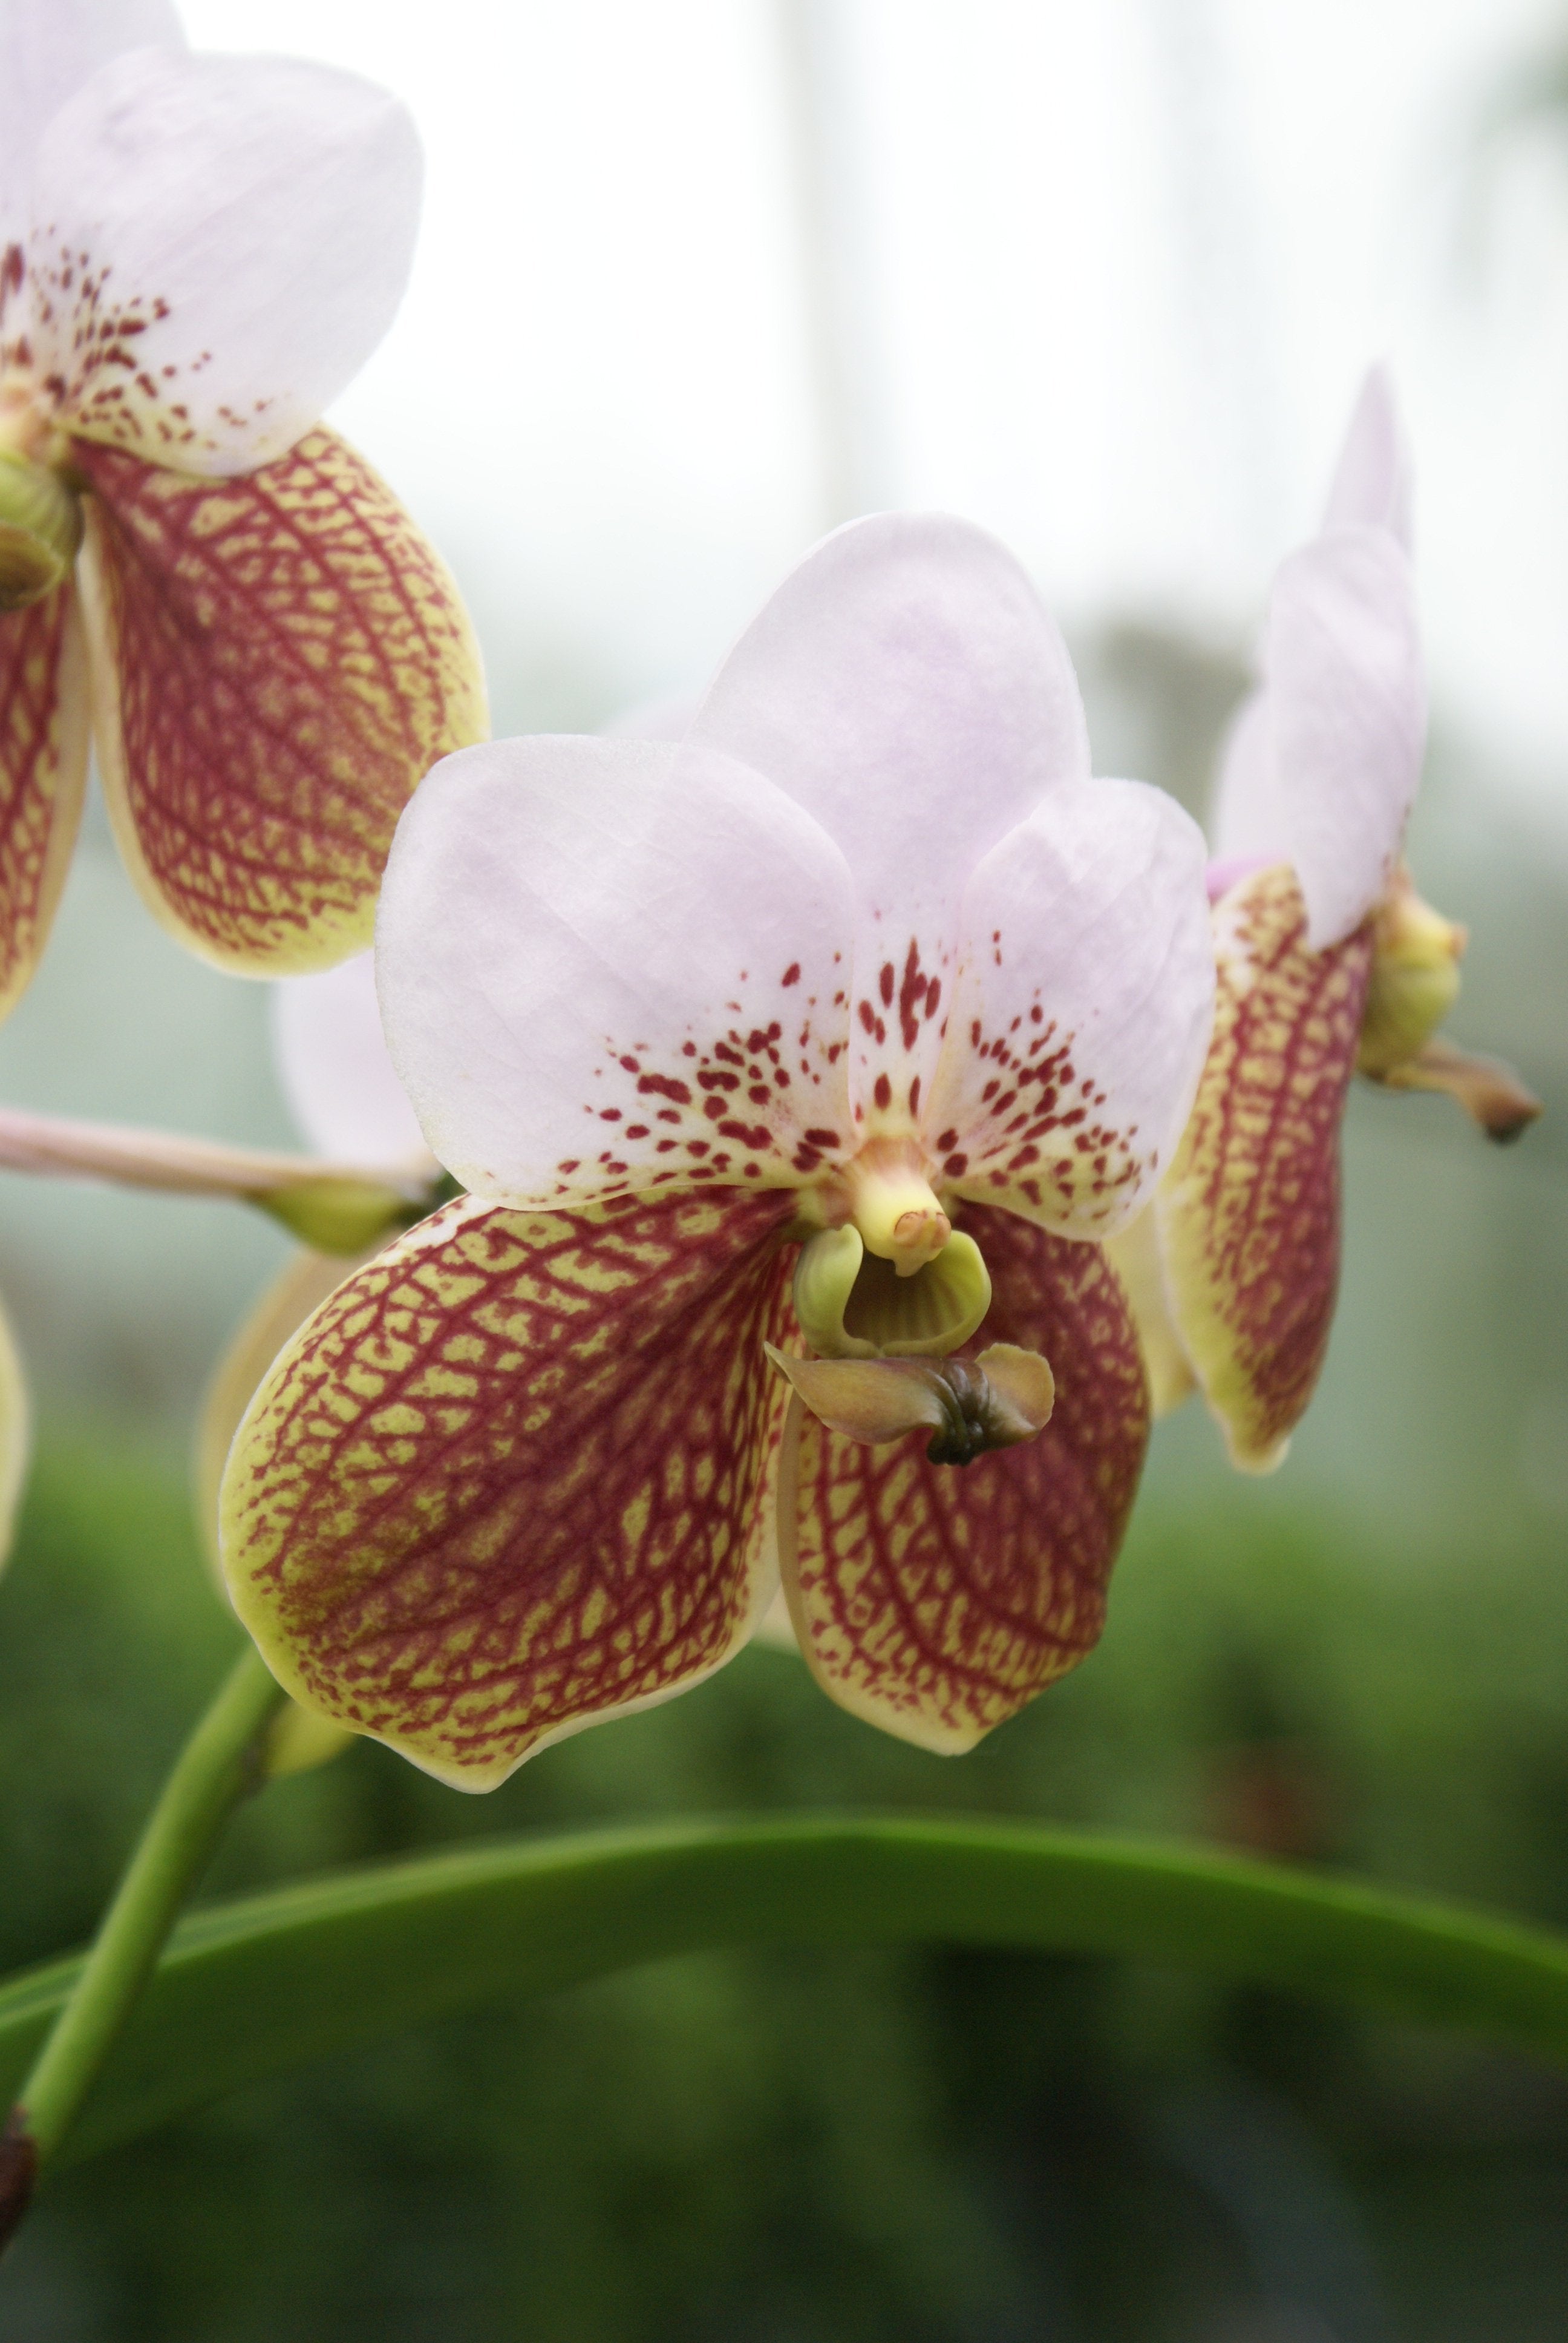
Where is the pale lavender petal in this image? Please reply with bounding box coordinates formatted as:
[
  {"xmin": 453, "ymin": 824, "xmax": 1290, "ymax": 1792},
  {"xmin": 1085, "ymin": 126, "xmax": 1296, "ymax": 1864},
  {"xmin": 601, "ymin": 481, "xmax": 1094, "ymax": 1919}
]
[
  {"xmin": 1321, "ymin": 364, "xmax": 1413, "ymax": 549},
  {"xmin": 1269, "ymin": 525, "xmax": 1425, "ymax": 948},
  {"xmin": 33, "ymin": 48, "xmax": 420, "ymax": 473},
  {"xmin": 924, "ymin": 776, "xmax": 1214, "ymax": 1238},
  {"xmin": 0, "ymin": 0, "xmax": 182, "ymax": 237},
  {"xmin": 683, "ymin": 513, "xmax": 1091, "ymax": 1133},
  {"xmin": 272, "ymin": 952, "xmax": 430, "ymax": 1168},
  {"xmin": 376, "ymin": 735, "xmax": 857, "ymax": 1208}
]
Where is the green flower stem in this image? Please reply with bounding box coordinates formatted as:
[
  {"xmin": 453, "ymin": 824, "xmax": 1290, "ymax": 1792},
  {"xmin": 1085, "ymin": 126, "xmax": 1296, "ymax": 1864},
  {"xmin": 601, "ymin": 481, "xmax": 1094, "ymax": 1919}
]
[{"xmin": 0, "ymin": 1644, "xmax": 283, "ymax": 2240}]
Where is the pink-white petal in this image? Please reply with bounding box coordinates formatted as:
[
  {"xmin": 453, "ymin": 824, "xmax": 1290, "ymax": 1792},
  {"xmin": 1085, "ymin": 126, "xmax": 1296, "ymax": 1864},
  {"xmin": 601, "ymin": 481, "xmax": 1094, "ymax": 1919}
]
[
  {"xmin": 1209, "ymin": 686, "xmax": 1285, "ymax": 870},
  {"xmin": 1267, "ymin": 526, "xmax": 1425, "ymax": 949},
  {"xmin": 376, "ymin": 735, "xmax": 857, "ymax": 1208},
  {"xmin": 1321, "ymin": 365, "xmax": 1413, "ymax": 549},
  {"xmin": 924, "ymin": 777, "xmax": 1214, "ymax": 1238},
  {"xmin": 31, "ymin": 48, "xmax": 420, "ymax": 474},
  {"xmin": 271, "ymin": 953, "xmax": 430, "ymax": 1169},
  {"xmin": 0, "ymin": 0, "xmax": 181, "ymax": 240},
  {"xmin": 682, "ymin": 514, "xmax": 1090, "ymax": 1129}
]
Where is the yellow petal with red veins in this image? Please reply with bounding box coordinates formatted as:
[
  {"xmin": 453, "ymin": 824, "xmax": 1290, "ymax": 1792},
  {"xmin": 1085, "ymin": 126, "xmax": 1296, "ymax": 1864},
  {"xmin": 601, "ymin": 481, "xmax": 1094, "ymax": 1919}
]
[
  {"xmin": 197, "ymin": 1246, "xmax": 373, "ymax": 1778},
  {"xmin": 1157, "ymin": 862, "xmax": 1373, "ymax": 1472},
  {"xmin": 0, "ymin": 586, "xmax": 90, "ymax": 1023},
  {"xmin": 1102, "ymin": 1202, "xmax": 1195, "ymax": 1420},
  {"xmin": 220, "ymin": 1190, "xmax": 795, "ymax": 1789},
  {"xmin": 780, "ymin": 1202, "xmax": 1148, "ymax": 1753},
  {"xmin": 194, "ymin": 1245, "xmax": 371, "ymax": 1588},
  {"xmin": 75, "ymin": 428, "xmax": 486, "ymax": 975}
]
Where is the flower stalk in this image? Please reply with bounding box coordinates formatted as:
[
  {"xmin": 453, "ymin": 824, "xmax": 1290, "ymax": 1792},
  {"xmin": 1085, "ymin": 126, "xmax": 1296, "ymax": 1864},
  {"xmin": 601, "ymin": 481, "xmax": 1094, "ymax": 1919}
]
[
  {"xmin": 0, "ymin": 1645, "xmax": 284, "ymax": 2251},
  {"xmin": 0, "ymin": 1104, "xmax": 443, "ymax": 1254}
]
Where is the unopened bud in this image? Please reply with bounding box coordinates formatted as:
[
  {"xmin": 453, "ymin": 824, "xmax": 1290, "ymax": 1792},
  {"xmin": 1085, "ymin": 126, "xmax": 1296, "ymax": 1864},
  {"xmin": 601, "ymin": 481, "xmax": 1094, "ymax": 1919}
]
[
  {"xmin": 255, "ymin": 1173, "xmax": 436, "ymax": 1255},
  {"xmin": 0, "ymin": 450, "xmax": 81, "ymax": 611},
  {"xmin": 1357, "ymin": 866, "xmax": 1465, "ymax": 1080}
]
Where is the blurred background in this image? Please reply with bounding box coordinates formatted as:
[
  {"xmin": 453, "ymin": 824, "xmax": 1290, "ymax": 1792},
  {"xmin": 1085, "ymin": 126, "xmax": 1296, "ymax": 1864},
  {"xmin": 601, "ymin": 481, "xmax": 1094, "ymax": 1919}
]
[{"xmin": 2, "ymin": 0, "xmax": 1568, "ymax": 2334}]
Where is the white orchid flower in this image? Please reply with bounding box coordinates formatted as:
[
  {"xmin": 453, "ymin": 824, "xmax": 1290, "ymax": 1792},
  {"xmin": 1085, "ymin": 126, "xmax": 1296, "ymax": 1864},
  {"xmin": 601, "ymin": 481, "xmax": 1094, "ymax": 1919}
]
[
  {"xmin": 219, "ymin": 513, "xmax": 1216, "ymax": 1788},
  {"xmin": 0, "ymin": 0, "xmax": 486, "ymax": 1020}
]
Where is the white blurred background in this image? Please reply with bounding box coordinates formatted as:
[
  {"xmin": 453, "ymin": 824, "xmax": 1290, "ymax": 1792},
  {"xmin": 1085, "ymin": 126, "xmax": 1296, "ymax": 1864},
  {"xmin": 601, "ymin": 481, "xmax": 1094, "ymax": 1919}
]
[
  {"xmin": 191, "ymin": 0, "xmax": 1568, "ymax": 776},
  {"xmin": 2, "ymin": 0, "xmax": 1567, "ymax": 1542}
]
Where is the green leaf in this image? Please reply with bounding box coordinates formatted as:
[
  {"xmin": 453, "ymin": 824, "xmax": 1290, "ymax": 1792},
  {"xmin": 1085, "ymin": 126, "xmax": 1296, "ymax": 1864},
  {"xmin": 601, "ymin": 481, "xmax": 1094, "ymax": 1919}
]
[{"xmin": 4, "ymin": 1816, "xmax": 1568, "ymax": 2172}]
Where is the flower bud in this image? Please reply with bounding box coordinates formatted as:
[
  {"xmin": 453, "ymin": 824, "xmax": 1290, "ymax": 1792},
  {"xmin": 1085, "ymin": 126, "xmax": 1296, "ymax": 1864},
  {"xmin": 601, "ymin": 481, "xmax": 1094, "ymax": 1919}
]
[
  {"xmin": 0, "ymin": 450, "xmax": 82, "ymax": 611},
  {"xmin": 255, "ymin": 1172, "xmax": 435, "ymax": 1254},
  {"xmin": 1357, "ymin": 866, "xmax": 1464, "ymax": 1080}
]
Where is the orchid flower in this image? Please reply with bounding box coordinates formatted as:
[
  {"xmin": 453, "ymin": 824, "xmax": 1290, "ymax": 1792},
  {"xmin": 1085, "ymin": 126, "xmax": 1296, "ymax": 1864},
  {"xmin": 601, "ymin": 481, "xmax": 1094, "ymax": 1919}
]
[
  {"xmin": 218, "ymin": 514, "xmax": 1215, "ymax": 1788},
  {"xmin": 0, "ymin": 0, "xmax": 486, "ymax": 1020},
  {"xmin": 1107, "ymin": 368, "xmax": 1540, "ymax": 1472}
]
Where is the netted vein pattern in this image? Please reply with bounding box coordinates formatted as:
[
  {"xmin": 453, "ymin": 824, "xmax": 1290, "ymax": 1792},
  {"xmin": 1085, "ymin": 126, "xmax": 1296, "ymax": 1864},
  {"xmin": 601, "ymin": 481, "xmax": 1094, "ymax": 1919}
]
[
  {"xmin": 0, "ymin": 584, "xmax": 88, "ymax": 1018},
  {"xmin": 786, "ymin": 1201, "xmax": 1149, "ymax": 1751},
  {"xmin": 223, "ymin": 1190, "xmax": 796, "ymax": 1786},
  {"xmin": 77, "ymin": 427, "xmax": 486, "ymax": 971},
  {"xmin": 1157, "ymin": 862, "xmax": 1374, "ymax": 1470}
]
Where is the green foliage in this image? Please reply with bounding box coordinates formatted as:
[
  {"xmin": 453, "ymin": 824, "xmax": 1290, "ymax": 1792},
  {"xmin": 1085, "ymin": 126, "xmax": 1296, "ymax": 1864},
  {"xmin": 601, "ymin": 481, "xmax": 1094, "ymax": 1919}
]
[{"xmin": 4, "ymin": 1430, "xmax": 1568, "ymax": 2337}]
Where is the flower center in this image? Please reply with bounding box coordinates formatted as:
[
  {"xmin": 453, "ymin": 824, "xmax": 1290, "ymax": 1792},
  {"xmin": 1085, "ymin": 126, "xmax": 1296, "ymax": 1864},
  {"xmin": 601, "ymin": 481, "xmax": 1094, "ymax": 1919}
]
[
  {"xmin": 829, "ymin": 1135, "xmax": 950, "ymax": 1274},
  {"xmin": 0, "ymin": 372, "xmax": 80, "ymax": 612},
  {"xmin": 791, "ymin": 1221, "xmax": 991, "ymax": 1360}
]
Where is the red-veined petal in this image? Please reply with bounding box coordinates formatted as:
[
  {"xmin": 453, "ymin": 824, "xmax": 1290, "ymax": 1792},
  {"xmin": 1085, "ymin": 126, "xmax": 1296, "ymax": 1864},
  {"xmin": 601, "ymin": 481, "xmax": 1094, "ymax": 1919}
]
[
  {"xmin": 196, "ymin": 1246, "xmax": 368, "ymax": 1776},
  {"xmin": 1156, "ymin": 863, "xmax": 1373, "ymax": 1472},
  {"xmin": 377, "ymin": 735, "xmax": 855, "ymax": 1208},
  {"xmin": 76, "ymin": 427, "xmax": 485, "ymax": 974},
  {"xmin": 220, "ymin": 1190, "xmax": 796, "ymax": 1788},
  {"xmin": 0, "ymin": 584, "xmax": 89, "ymax": 1021},
  {"xmin": 780, "ymin": 1201, "xmax": 1148, "ymax": 1753},
  {"xmin": 195, "ymin": 1244, "xmax": 368, "ymax": 1589},
  {"xmin": 924, "ymin": 776, "xmax": 1214, "ymax": 1237},
  {"xmin": 1102, "ymin": 1204, "xmax": 1195, "ymax": 1420},
  {"xmin": 33, "ymin": 48, "xmax": 418, "ymax": 475},
  {"xmin": 683, "ymin": 514, "xmax": 1090, "ymax": 1135}
]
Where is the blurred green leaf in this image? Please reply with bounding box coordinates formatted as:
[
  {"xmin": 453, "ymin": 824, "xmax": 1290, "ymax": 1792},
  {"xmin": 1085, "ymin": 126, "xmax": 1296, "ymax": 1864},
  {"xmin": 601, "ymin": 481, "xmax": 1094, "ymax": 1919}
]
[{"xmin": 5, "ymin": 1816, "xmax": 1568, "ymax": 2177}]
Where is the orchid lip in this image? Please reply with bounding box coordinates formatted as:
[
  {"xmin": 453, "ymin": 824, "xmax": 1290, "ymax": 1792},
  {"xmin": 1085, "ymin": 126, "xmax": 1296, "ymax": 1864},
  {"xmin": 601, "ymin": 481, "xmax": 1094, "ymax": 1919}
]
[
  {"xmin": 763, "ymin": 1340, "xmax": 1056, "ymax": 1466},
  {"xmin": 791, "ymin": 1222, "xmax": 991, "ymax": 1360}
]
